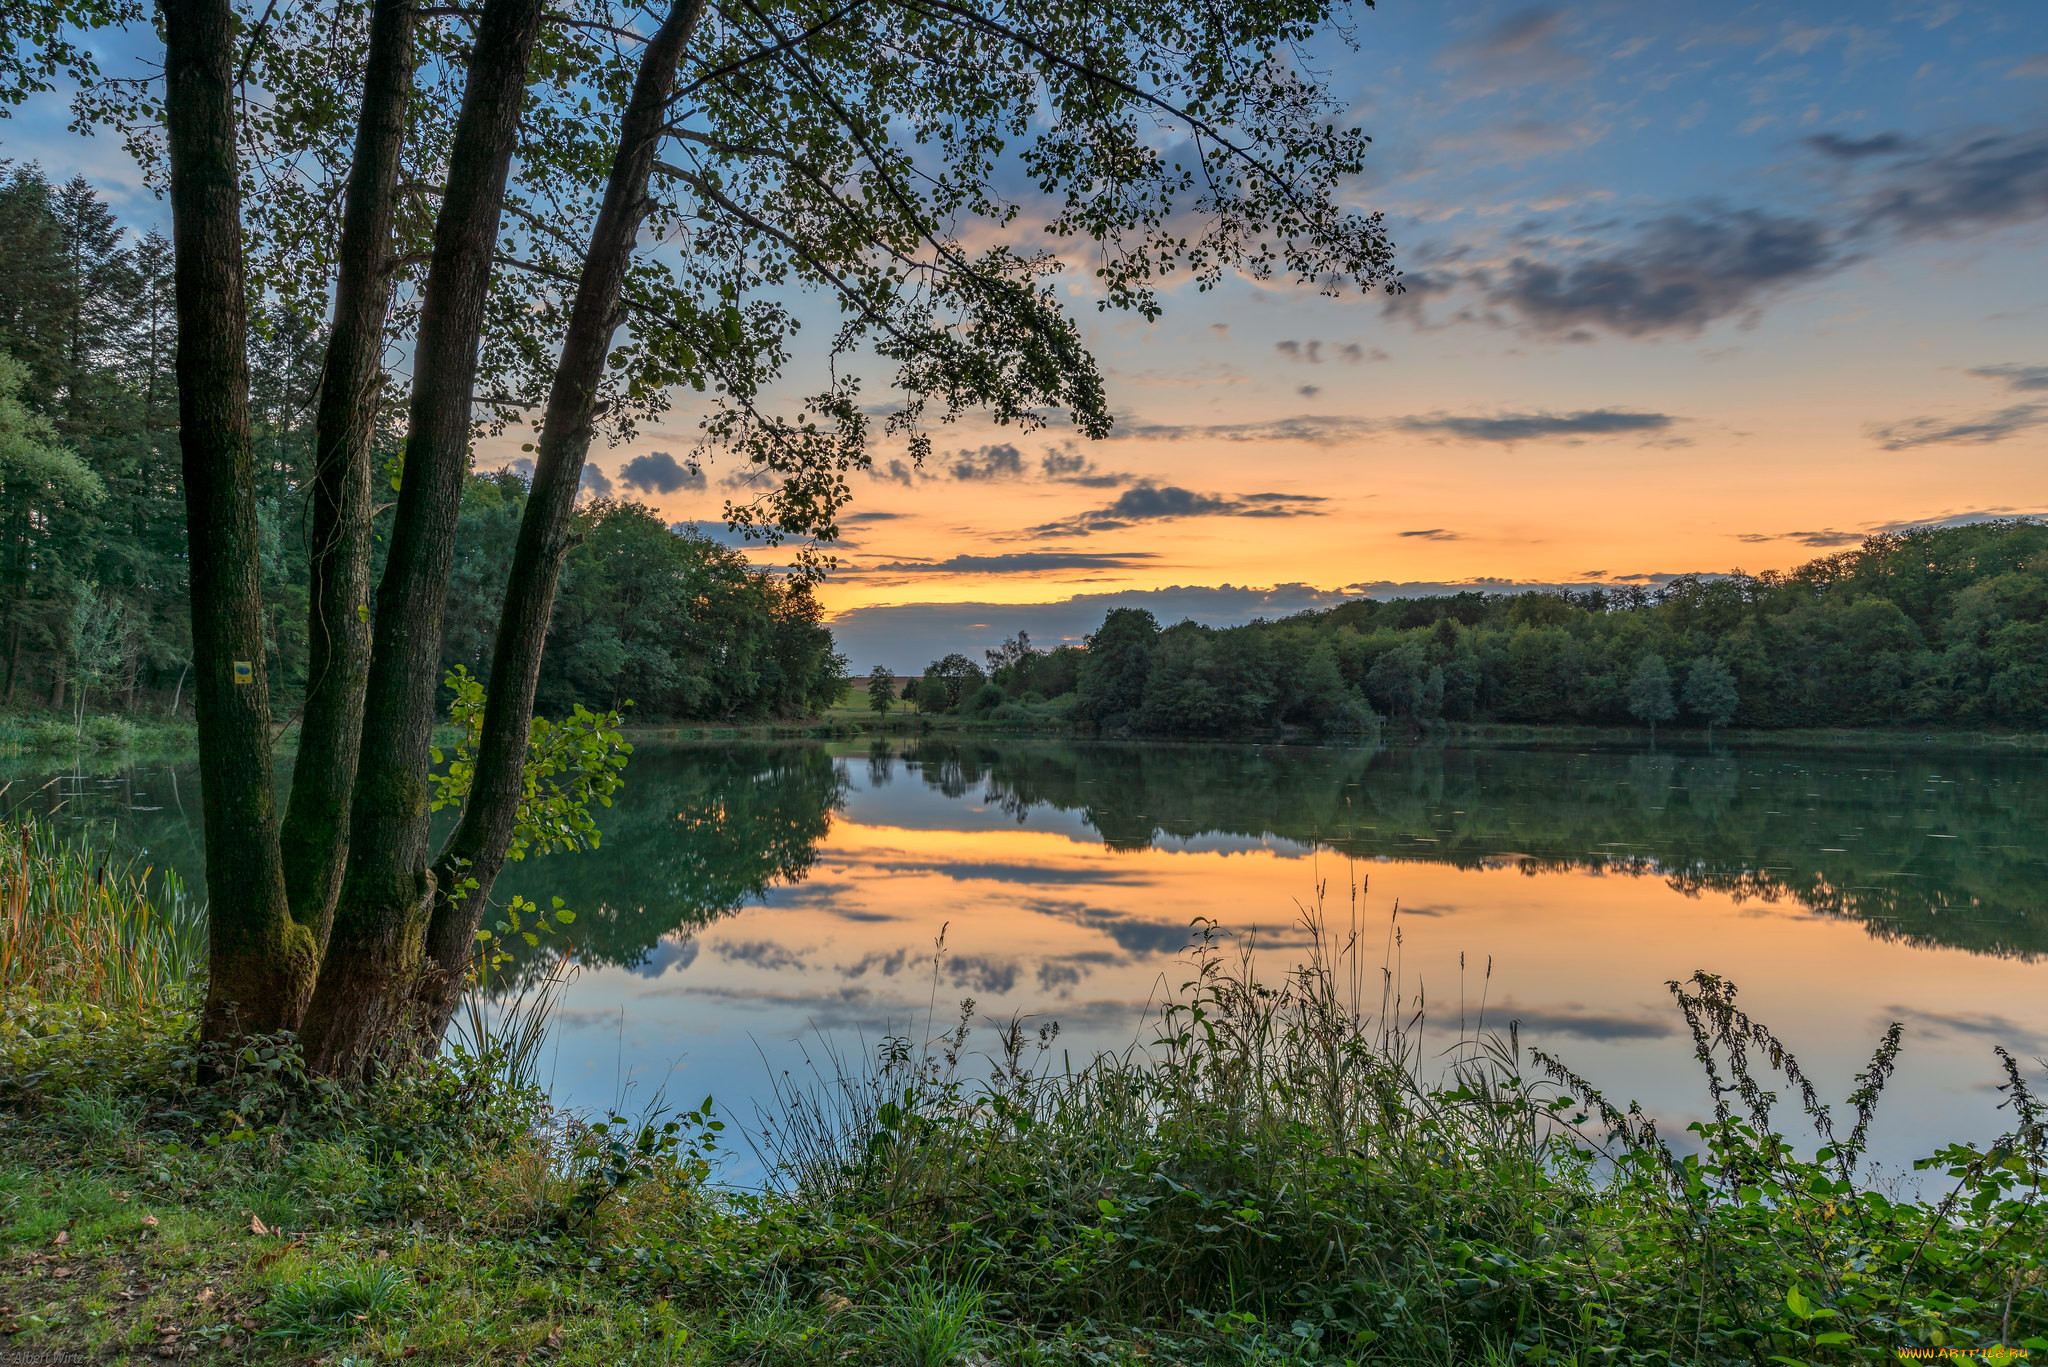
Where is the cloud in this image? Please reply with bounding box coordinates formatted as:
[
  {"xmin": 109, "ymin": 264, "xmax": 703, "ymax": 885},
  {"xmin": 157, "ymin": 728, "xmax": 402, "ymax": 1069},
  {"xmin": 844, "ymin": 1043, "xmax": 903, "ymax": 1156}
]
[
  {"xmin": 948, "ymin": 443, "xmax": 1026, "ymax": 481},
  {"xmin": 1298, "ymin": 385, "xmax": 1320, "ymax": 398},
  {"xmin": 1476, "ymin": 209, "xmax": 1834, "ymax": 338},
  {"xmin": 1803, "ymin": 131, "xmax": 1909, "ymax": 160},
  {"xmin": 1398, "ymin": 409, "xmax": 1677, "ymax": 442},
  {"xmin": 1276, "ymin": 339, "xmax": 1385, "ymax": 364},
  {"xmin": 1405, "ymin": 125, "xmax": 2048, "ymax": 340},
  {"xmin": 873, "ymin": 459, "xmax": 919, "ymax": 486},
  {"xmin": 1116, "ymin": 415, "xmax": 1379, "ymax": 445},
  {"xmin": 1966, "ymin": 363, "xmax": 2048, "ymax": 392},
  {"xmin": 1855, "ymin": 128, "xmax": 2048, "ymax": 236},
  {"xmin": 842, "ymin": 510, "xmax": 907, "ymax": 523},
  {"xmin": 1400, "ymin": 528, "xmax": 1461, "ymax": 541},
  {"xmin": 1869, "ymin": 404, "xmax": 2048, "ymax": 449},
  {"xmin": 2011, "ymin": 53, "xmax": 2048, "ymax": 79},
  {"xmin": 1437, "ymin": 9, "xmax": 1588, "ymax": 93},
  {"xmin": 1039, "ymin": 445, "xmax": 1131, "ymax": 487},
  {"xmin": 1032, "ymin": 483, "xmax": 1328, "ymax": 536},
  {"xmin": 1737, "ymin": 529, "xmax": 1866, "ymax": 547},
  {"xmin": 618, "ymin": 449, "xmax": 705, "ymax": 495},
  {"xmin": 578, "ymin": 464, "xmax": 613, "ymax": 498},
  {"xmin": 867, "ymin": 552, "xmax": 1161, "ymax": 575}
]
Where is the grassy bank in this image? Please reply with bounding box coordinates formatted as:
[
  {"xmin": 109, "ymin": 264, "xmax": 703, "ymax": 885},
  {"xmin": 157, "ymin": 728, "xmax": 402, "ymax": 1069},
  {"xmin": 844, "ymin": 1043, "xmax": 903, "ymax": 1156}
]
[
  {"xmin": 1, "ymin": 824, "xmax": 2043, "ymax": 1365},
  {"xmin": 0, "ymin": 712, "xmax": 200, "ymax": 758}
]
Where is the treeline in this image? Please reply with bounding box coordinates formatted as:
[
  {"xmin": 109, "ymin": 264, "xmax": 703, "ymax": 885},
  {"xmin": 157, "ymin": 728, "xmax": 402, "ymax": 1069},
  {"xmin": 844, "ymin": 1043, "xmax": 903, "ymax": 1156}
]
[
  {"xmin": 0, "ymin": 167, "xmax": 841, "ymax": 724},
  {"xmin": 893, "ymin": 518, "xmax": 2048, "ymax": 735}
]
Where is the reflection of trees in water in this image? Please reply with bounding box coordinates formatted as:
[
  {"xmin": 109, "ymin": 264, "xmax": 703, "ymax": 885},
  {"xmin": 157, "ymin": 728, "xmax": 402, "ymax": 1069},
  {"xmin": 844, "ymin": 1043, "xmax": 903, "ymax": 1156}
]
[
  {"xmin": 896, "ymin": 740, "xmax": 2048, "ymax": 960},
  {"xmin": 492, "ymin": 744, "xmax": 847, "ymax": 972}
]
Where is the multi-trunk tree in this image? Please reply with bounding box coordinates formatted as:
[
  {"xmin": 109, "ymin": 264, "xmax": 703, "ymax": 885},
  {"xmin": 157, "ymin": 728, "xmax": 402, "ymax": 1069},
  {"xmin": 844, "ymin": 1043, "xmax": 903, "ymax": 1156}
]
[{"xmin": 29, "ymin": 0, "xmax": 1401, "ymax": 1073}]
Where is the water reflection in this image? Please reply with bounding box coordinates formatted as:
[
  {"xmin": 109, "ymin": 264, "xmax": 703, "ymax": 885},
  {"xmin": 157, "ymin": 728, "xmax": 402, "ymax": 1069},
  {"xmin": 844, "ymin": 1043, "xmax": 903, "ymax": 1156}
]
[{"xmin": 9, "ymin": 737, "xmax": 2046, "ymax": 1171}]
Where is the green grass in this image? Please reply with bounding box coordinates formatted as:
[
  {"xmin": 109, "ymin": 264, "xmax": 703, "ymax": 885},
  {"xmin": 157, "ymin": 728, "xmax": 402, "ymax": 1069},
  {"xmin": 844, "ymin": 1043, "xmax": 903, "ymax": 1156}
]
[{"xmin": 0, "ymin": 824, "xmax": 2042, "ymax": 1365}]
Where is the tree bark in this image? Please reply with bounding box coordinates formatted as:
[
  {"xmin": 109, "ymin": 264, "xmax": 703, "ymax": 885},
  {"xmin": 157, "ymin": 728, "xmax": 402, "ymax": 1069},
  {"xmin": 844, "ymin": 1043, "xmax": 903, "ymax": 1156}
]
[
  {"xmin": 299, "ymin": 0, "xmax": 544, "ymax": 1076},
  {"xmin": 414, "ymin": 0, "xmax": 707, "ymax": 1045},
  {"xmin": 278, "ymin": 0, "xmax": 418, "ymax": 984},
  {"xmin": 162, "ymin": 0, "xmax": 316, "ymax": 1045}
]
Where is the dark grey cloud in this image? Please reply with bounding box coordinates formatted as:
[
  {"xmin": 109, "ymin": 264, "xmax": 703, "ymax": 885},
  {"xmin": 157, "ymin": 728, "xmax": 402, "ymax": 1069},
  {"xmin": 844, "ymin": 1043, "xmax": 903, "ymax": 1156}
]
[
  {"xmin": 1400, "ymin": 528, "xmax": 1461, "ymax": 541},
  {"xmin": 618, "ymin": 449, "xmax": 705, "ymax": 495},
  {"xmin": 867, "ymin": 552, "xmax": 1160, "ymax": 575},
  {"xmin": 1967, "ymin": 363, "xmax": 2048, "ymax": 392},
  {"xmin": 1804, "ymin": 131, "xmax": 1909, "ymax": 160},
  {"xmin": 1298, "ymin": 385, "xmax": 1321, "ymax": 398},
  {"xmin": 1478, "ymin": 209, "xmax": 1834, "ymax": 338},
  {"xmin": 1040, "ymin": 446, "xmax": 1131, "ymax": 487},
  {"xmin": 948, "ymin": 443, "xmax": 1026, "ymax": 481},
  {"xmin": 578, "ymin": 463, "xmax": 614, "ymax": 498},
  {"xmin": 1276, "ymin": 338, "xmax": 1385, "ymax": 365},
  {"xmin": 1405, "ymin": 126, "xmax": 2048, "ymax": 339},
  {"xmin": 1438, "ymin": 8, "xmax": 1588, "ymax": 93},
  {"xmin": 1399, "ymin": 409, "xmax": 1677, "ymax": 442},
  {"xmin": 1856, "ymin": 128, "xmax": 2048, "ymax": 236},
  {"xmin": 1032, "ymin": 483, "xmax": 1328, "ymax": 536},
  {"xmin": 1887, "ymin": 1006, "xmax": 2046, "ymax": 1054},
  {"xmin": 842, "ymin": 510, "xmax": 907, "ymax": 523},
  {"xmin": 1737, "ymin": 529, "xmax": 1865, "ymax": 548},
  {"xmin": 1869, "ymin": 403, "xmax": 2048, "ymax": 450},
  {"xmin": 946, "ymin": 955, "xmax": 1020, "ymax": 995}
]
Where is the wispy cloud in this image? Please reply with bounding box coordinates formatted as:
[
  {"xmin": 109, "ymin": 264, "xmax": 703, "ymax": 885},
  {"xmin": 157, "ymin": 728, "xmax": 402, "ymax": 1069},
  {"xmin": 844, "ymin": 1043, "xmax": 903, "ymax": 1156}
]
[
  {"xmin": 1966, "ymin": 363, "xmax": 2048, "ymax": 392},
  {"xmin": 1803, "ymin": 131, "xmax": 1910, "ymax": 160},
  {"xmin": 1437, "ymin": 9, "xmax": 1589, "ymax": 94},
  {"xmin": 1398, "ymin": 409, "xmax": 1677, "ymax": 442},
  {"xmin": 1400, "ymin": 528, "xmax": 1461, "ymax": 540},
  {"xmin": 1870, "ymin": 404, "xmax": 2048, "ymax": 449},
  {"xmin": 1031, "ymin": 484, "xmax": 1328, "ymax": 537},
  {"xmin": 866, "ymin": 552, "xmax": 1160, "ymax": 575}
]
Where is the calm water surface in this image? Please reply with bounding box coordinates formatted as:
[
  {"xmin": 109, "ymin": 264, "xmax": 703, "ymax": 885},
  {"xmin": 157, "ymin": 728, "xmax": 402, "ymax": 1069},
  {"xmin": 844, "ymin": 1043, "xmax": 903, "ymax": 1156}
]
[{"xmin": 11, "ymin": 738, "xmax": 2047, "ymax": 1172}]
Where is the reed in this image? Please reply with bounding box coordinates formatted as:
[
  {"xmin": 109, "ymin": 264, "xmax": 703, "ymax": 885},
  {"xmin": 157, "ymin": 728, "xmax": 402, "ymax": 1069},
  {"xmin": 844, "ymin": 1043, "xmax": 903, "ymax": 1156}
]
[{"xmin": 0, "ymin": 818, "xmax": 203, "ymax": 1013}]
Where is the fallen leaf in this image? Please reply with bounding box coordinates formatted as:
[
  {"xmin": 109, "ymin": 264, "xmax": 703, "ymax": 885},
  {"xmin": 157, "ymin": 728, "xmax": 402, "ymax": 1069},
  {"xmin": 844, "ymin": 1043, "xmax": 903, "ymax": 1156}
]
[
  {"xmin": 50, "ymin": 1267, "xmax": 75, "ymax": 1280},
  {"xmin": 142, "ymin": 1214, "xmax": 159, "ymax": 1228},
  {"xmin": 51, "ymin": 1231, "xmax": 69, "ymax": 1246},
  {"xmin": 546, "ymin": 1326, "xmax": 563, "ymax": 1348},
  {"xmin": 249, "ymin": 1214, "xmax": 270, "ymax": 1236},
  {"xmin": 237, "ymin": 1316, "xmax": 258, "ymax": 1331},
  {"xmin": 197, "ymin": 1287, "xmax": 216, "ymax": 1305}
]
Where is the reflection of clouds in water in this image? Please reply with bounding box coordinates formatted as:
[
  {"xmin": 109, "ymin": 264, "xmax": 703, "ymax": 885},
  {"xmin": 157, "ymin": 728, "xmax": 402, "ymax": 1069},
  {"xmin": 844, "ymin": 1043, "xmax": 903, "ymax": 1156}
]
[
  {"xmin": 840, "ymin": 948, "xmax": 911, "ymax": 980},
  {"xmin": 1886, "ymin": 1006, "xmax": 2047, "ymax": 1055},
  {"xmin": 857, "ymin": 857, "xmax": 1157, "ymax": 887},
  {"xmin": 623, "ymin": 931, "xmax": 698, "ymax": 978},
  {"xmin": 714, "ymin": 938, "xmax": 809, "ymax": 972},
  {"xmin": 1022, "ymin": 897, "xmax": 1199, "ymax": 956},
  {"xmin": 1488, "ymin": 998, "xmax": 1676, "ymax": 1042},
  {"xmin": 947, "ymin": 955, "xmax": 1020, "ymax": 994}
]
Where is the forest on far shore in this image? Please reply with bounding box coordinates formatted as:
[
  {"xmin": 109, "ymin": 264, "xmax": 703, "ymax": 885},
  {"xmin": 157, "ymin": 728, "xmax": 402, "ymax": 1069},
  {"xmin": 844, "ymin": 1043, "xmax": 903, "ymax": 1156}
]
[
  {"xmin": 0, "ymin": 166, "xmax": 843, "ymax": 726},
  {"xmin": 885, "ymin": 517, "xmax": 2048, "ymax": 737}
]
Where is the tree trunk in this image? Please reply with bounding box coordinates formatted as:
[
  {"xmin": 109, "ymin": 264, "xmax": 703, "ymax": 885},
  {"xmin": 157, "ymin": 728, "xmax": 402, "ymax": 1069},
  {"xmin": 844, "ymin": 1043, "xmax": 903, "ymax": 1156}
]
[
  {"xmin": 162, "ymin": 0, "xmax": 316, "ymax": 1046},
  {"xmin": 278, "ymin": 0, "xmax": 417, "ymax": 981},
  {"xmin": 414, "ymin": 0, "xmax": 707, "ymax": 1045},
  {"xmin": 299, "ymin": 0, "xmax": 545, "ymax": 1076}
]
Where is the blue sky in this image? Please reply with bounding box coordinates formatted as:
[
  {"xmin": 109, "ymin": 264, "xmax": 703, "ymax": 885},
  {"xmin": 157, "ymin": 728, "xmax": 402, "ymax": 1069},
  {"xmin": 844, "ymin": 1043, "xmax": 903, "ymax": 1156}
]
[{"xmin": 6, "ymin": 0, "xmax": 2047, "ymax": 668}]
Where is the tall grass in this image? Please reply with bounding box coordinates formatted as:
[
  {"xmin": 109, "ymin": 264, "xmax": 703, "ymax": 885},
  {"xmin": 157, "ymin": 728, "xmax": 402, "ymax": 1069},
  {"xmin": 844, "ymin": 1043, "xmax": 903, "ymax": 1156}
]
[
  {"xmin": 0, "ymin": 818, "xmax": 203, "ymax": 1013},
  {"xmin": 747, "ymin": 878, "xmax": 2047, "ymax": 1364}
]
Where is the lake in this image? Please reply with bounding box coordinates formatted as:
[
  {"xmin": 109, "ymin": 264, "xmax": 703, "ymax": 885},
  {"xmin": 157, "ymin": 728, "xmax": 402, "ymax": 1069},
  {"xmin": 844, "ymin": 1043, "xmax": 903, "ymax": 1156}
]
[{"xmin": 10, "ymin": 737, "xmax": 2048, "ymax": 1177}]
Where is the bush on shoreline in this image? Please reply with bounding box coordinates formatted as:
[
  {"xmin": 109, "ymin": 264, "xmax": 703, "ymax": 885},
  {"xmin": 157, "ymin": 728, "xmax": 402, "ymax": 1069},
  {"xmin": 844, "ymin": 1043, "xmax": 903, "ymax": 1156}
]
[{"xmin": 1, "ymin": 825, "xmax": 2042, "ymax": 1364}]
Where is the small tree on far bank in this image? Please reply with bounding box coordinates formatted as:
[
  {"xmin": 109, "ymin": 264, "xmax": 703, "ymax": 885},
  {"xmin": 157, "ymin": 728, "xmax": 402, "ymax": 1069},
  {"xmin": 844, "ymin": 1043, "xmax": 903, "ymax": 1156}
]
[
  {"xmin": 1627, "ymin": 652, "xmax": 1676, "ymax": 742},
  {"xmin": 1683, "ymin": 656, "xmax": 1739, "ymax": 742},
  {"xmin": 866, "ymin": 664, "xmax": 895, "ymax": 716}
]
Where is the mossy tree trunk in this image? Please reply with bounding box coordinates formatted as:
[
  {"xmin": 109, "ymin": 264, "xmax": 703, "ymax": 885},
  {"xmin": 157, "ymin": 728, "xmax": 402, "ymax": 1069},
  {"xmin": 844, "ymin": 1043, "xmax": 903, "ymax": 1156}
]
[
  {"xmin": 414, "ymin": 0, "xmax": 708, "ymax": 1045},
  {"xmin": 298, "ymin": 0, "xmax": 546, "ymax": 1077},
  {"xmin": 162, "ymin": 0, "xmax": 318, "ymax": 1045},
  {"xmin": 277, "ymin": 0, "xmax": 418, "ymax": 988}
]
